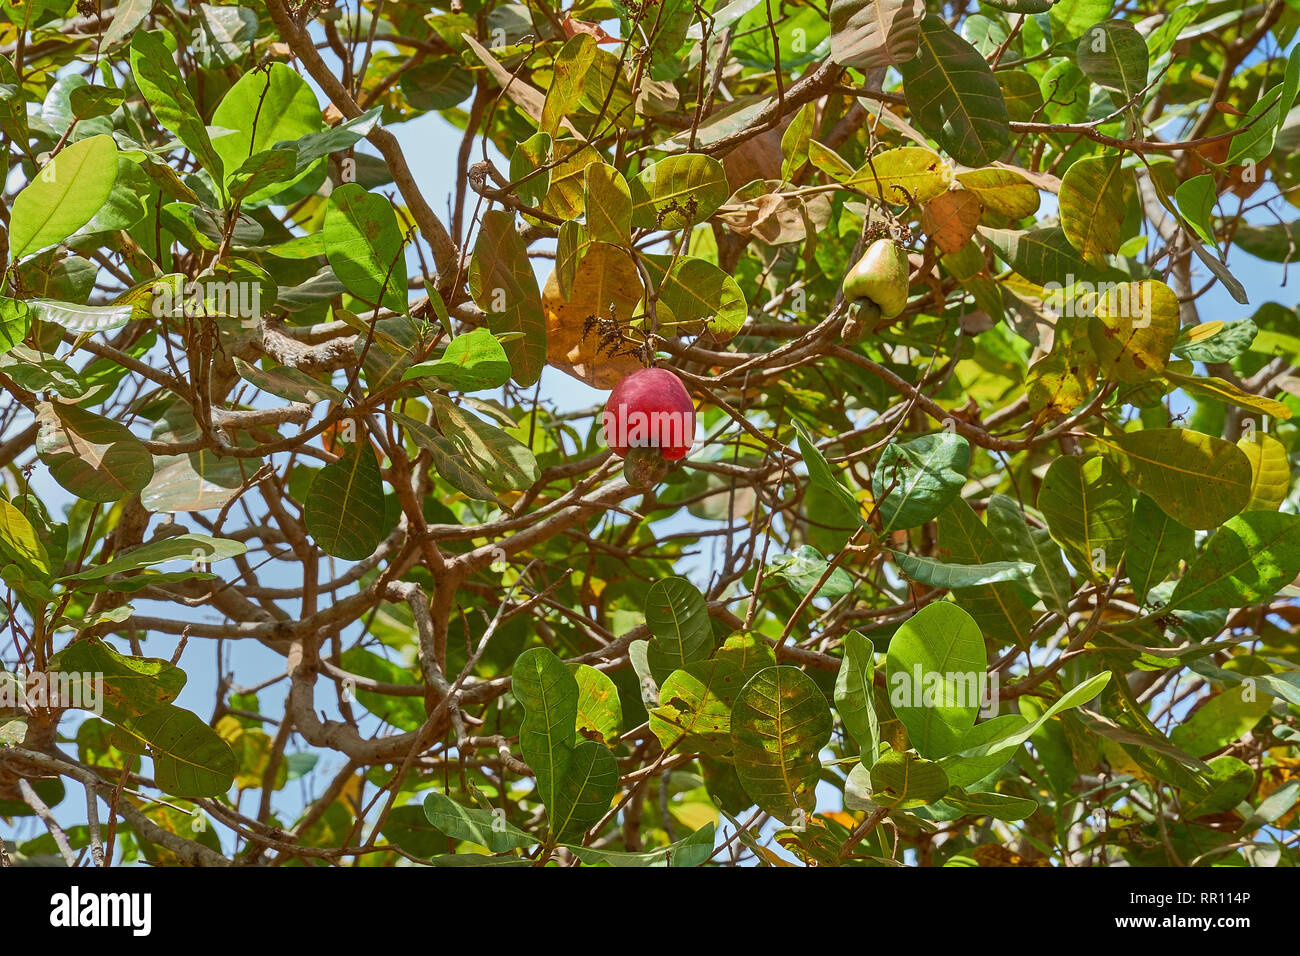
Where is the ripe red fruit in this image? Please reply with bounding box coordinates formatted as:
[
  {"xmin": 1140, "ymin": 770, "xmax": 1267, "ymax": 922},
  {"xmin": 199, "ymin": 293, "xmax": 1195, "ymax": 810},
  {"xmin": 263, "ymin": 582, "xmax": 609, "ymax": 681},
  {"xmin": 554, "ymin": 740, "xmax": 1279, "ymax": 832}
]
[{"xmin": 602, "ymin": 368, "xmax": 695, "ymax": 460}]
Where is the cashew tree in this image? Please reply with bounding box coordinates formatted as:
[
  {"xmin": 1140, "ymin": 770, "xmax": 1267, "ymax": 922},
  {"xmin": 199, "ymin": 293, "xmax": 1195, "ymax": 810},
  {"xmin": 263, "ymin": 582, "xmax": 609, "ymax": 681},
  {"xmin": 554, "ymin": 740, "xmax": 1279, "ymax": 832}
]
[{"xmin": 1, "ymin": 0, "xmax": 1299, "ymax": 868}]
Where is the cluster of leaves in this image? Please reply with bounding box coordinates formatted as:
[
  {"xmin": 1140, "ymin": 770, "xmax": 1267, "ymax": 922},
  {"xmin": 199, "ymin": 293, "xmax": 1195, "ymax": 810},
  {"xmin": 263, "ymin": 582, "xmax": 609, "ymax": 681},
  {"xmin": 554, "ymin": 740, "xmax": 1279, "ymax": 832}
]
[{"xmin": 1, "ymin": 0, "xmax": 1300, "ymax": 868}]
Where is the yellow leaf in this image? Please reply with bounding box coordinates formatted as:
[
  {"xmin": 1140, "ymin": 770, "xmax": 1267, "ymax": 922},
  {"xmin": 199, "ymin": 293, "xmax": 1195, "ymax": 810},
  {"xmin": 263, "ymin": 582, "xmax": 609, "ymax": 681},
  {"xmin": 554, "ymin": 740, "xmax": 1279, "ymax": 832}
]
[
  {"xmin": 849, "ymin": 147, "xmax": 952, "ymax": 204},
  {"xmin": 1090, "ymin": 279, "xmax": 1179, "ymax": 383},
  {"xmin": 1238, "ymin": 432, "xmax": 1292, "ymax": 511},
  {"xmin": 543, "ymin": 242, "xmax": 644, "ymax": 388}
]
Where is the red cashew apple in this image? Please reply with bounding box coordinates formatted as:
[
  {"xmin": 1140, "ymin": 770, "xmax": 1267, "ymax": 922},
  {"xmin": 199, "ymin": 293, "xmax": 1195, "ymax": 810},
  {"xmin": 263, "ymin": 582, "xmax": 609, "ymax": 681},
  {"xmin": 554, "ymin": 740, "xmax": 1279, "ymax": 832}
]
[{"xmin": 602, "ymin": 368, "xmax": 695, "ymax": 486}]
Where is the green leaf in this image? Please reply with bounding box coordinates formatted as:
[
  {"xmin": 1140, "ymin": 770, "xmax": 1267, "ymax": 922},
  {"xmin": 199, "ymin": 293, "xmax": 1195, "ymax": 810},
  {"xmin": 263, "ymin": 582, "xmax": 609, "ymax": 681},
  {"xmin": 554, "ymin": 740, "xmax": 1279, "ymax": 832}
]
[
  {"xmin": 1165, "ymin": 368, "xmax": 1292, "ymax": 421},
  {"xmin": 937, "ymin": 498, "xmax": 1038, "ymax": 651},
  {"xmin": 101, "ymin": 0, "xmax": 152, "ymax": 50},
  {"xmin": 422, "ymin": 854, "xmax": 533, "ymax": 867},
  {"xmin": 27, "ymin": 298, "xmax": 136, "ymax": 335},
  {"xmin": 954, "ymin": 672, "xmax": 1112, "ymax": 760},
  {"xmin": 130, "ymin": 32, "xmax": 225, "ymax": 192},
  {"xmin": 834, "ymin": 632, "xmax": 879, "ymax": 763},
  {"xmin": 829, "ymin": 0, "xmax": 924, "ymax": 69},
  {"xmin": 0, "ymin": 298, "xmax": 31, "ymax": 355},
  {"xmin": 1169, "ymin": 683, "xmax": 1272, "ymax": 757},
  {"xmin": 1050, "ymin": 0, "xmax": 1114, "ymax": 40},
  {"xmin": 630, "ymin": 153, "xmax": 730, "ymax": 229},
  {"xmin": 194, "ymin": 2, "xmax": 258, "ymax": 70},
  {"xmin": 403, "ymin": 328, "xmax": 512, "ymax": 391},
  {"xmin": 1173, "ymin": 318, "xmax": 1257, "ymax": 363},
  {"xmin": 716, "ymin": 631, "xmax": 777, "ymax": 677},
  {"xmin": 567, "ymin": 823, "xmax": 715, "ymax": 867},
  {"xmin": 780, "ymin": 101, "xmax": 816, "ymax": 181},
  {"xmin": 766, "ymin": 545, "xmax": 855, "ymax": 598},
  {"xmin": 541, "ymin": 141, "xmax": 601, "ymax": 220},
  {"xmin": 643, "ymin": 254, "xmax": 748, "ymax": 341},
  {"xmin": 985, "ymin": 494, "xmax": 1072, "ymax": 614},
  {"xmin": 1185, "ymin": 755, "xmax": 1255, "ymax": 817},
  {"xmin": 509, "ymin": 131, "xmax": 552, "ymax": 209},
  {"xmin": 899, "ymin": 16, "xmax": 1010, "ymax": 167},
  {"xmin": 8, "ymin": 134, "xmax": 118, "ymax": 260},
  {"xmin": 211, "ymin": 62, "xmax": 323, "ymax": 201},
  {"xmin": 1059, "ymin": 154, "xmax": 1130, "ymax": 264},
  {"xmin": 1167, "ymin": 511, "xmax": 1300, "ymax": 611},
  {"xmin": 140, "ymin": 403, "xmax": 264, "ymax": 515},
  {"xmin": 980, "ymin": 225, "xmax": 1091, "ymax": 286},
  {"xmin": 48, "ymin": 638, "xmax": 187, "ymax": 723},
  {"xmin": 67, "ymin": 84, "xmax": 124, "ymax": 121},
  {"xmin": 0, "ymin": 716, "xmax": 26, "ymax": 747},
  {"xmin": 1186, "ymin": 664, "xmax": 1300, "ymax": 711},
  {"xmin": 541, "ymin": 34, "xmax": 596, "ymax": 136},
  {"xmin": 279, "ymin": 107, "xmax": 381, "ymax": 173},
  {"xmin": 885, "ymin": 602, "xmax": 987, "ymax": 758},
  {"xmin": 394, "ymin": 411, "xmax": 498, "ymax": 502},
  {"xmin": 36, "ymin": 401, "xmax": 154, "ymax": 503},
  {"xmin": 1126, "ymin": 493, "xmax": 1194, "ymax": 603},
  {"xmin": 792, "ymin": 418, "xmax": 863, "ymax": 527},
  {"xmin": 1227, "ymin": 218, "xmax": 1300, "ymax": 260},
  {"xmin": 227, "ymin": 148, "xmax": 298, "ymax": 202},
  {"xmin": 1038, "ymin": 454, "xmax": 1131, "ymax": 580},
  {"xmin": 1076, "ymin": 20, "xmax": 1150, "ymax": 101},
  {"xmin": 233, "ymin": 356, "xmax": 344, "ymax": 405},
  {"xmin": 1098, "ymin": 681, "xmax": 1214, "ymax": 793},
  {"xmin": 809, "ymin": 140, "xmax": 857, "ymax": 181},
  {"xmin": 981, "ymin": 0, "xmax": 1052, "ymax": 13},
  {"xmin": 637, "ymin": 0, "xmax": 697, "ymax": 81},
  {"xmin": 338, "ymin": 648, "xmax": 423, "ymax": 732},
  {"xmin": 512, "ymin": 647, "xmax": 578, "ymax": 818},
  {"xmin": 1188, "ymin": 240, "xmax": 1248, "ymax": 306},
  {"xmin": 0, "ymin": 496, "xmax": 50, "ymax": 577},
  {"xmin": 59, "ymin": 533, "xmax": 245, "ymax": 582},
  {"xmin": 422, "ymin": 791, "xmax": 534, "ymax": 853},
  {"xmin": 872, "ymin": 432, "xmax": 971, "ymax": 532},
  {"xmin": 549, "ymin": 738, "xmax": 619, "ymax": 843},
  {"xmin": 866, "ymin": 749, "xmax": 949, "ymax": 808},
  {"xmin": 469, "ymin": 209, "xmax": 547, "ymax": 386},
  {"xmin": 645, "ymin": 576, "xmax": 714, "ymax": 683},
  {"xmin": 730, "ymin": 665, "xmax": 834, "ymax": 824},
  {"xmin": 584, "ymin": 163, "xmax": 633, "ymax": 244},
  {"xmin": 944, "ymin": 788, "xmax": 1039, "ymax": 820},
  {"xmin": 303, "ymin": 438, "xmax": 390, "ymax": 560},
  {"xmin": 891, "ymin": 551, "xmax": 1035, "ymax": 588},
  {"xmin": 572, "ymin": 663, "xmax": 622, "ymax": 747},
  {"xmin": 1243, "ymin": 780, "xmax": 1300, "ymax": 829},
  {"xmin": 1097, "ymin": 428, "xmax": 1252, "ymax": 530},
  {"xmin": 430, "ymin": 395, "xmax": 541, "ymax": 493},
  {"xmin": 1225, "ymin": 83, "xmax": 1293, "ymax": 164},
  {"xmin": 1175, "ymin": 174, "xmax": 1217, "ymax": 245},
  {"xmin": 649, "ymin": 657, "xmax": 742, "ymax": 756},
  {"xmin": 378, "ymin": 805, "xmax": 449, "ymax": 858},
  {"xmin": 400, "ymin": 59, "xmax": 475, "ymax": 111},
  {"xmin": 938, "ymin": 714, "xmax": 1029, "ymax": 787},
  {"xmin": 110, "ymin": 704, "xmax": 238, "ymax": 798},
  {"xmin": 323, "ymin": 183, "xmax": 409, "ymax": 314}
]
